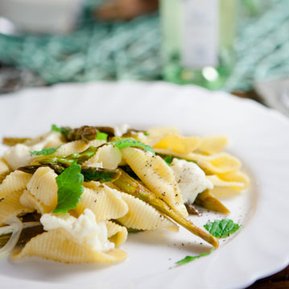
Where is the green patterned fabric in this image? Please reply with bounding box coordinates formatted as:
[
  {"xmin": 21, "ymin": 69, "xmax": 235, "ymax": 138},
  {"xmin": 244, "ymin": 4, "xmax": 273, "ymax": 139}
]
[{"xmin": 0, "ymin": 0, "xmax": 288, "ymax": 91}]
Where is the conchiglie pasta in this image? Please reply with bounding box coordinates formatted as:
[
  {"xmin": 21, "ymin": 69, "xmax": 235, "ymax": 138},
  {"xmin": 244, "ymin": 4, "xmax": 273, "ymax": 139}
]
[
  {"xmin": 75, "ymin": 182, "xmax": 128, "ymax": 221},
  {"xmin": 207, "ymin": 171, "xmax": 250, "ymax": 198},
  {"xmin": 154, "ymin": 151, "xmax": 241, "ymax": 175},
  {"xmin": 118, "ymin": 193, "xmax": 178, "ymax": 231},
  {"xmin": 55, "ymin": 140, "xmax": 105, "ymax": 157},
  {"xmin": 153, "ymin": 134, "xmax": 201, "ymax": 155},
  {"xmin": 121, "ymin": 147, "xmax": 188, "ymax": 217},
  {"xmin": 106, "ymin": 221, "xmax": 128, "ymax": 247},
  {"xmin": 0, "ymin": 170, "xmax": 31, "ymax": 198},
  {"xmin": 0, "ymin": 158, "xmax": 10, "ymax": 182},
  {"xmin": 197, "ymin": 136, "xmax": 228, "ymax": 155},
  {"xmin": 146, "ymin": 127, "xmax": 180, "ymax": 145},
  {"xmin": 84, "ymin": 144, "xmax": 121, "ymax": 169},
  {"xmin": 0, "ymin": 189, "xmax": 32, "ymax": 225},
  {"xmin": 13, "ymin": 229, "xmax": 127, "ymax": 264},
  {"xmin": 26, "ymin": 167, "xmax": 58, "ymax": 213},
  {"xmin": 207, "ymin": 175, "xmax": 246, "ymax": 191}
]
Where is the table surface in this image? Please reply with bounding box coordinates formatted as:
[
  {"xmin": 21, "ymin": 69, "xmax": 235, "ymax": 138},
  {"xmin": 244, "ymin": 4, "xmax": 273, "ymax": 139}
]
[{"xmin": 247, "ymin": 266, "xmax": 289, "ymax": 289}]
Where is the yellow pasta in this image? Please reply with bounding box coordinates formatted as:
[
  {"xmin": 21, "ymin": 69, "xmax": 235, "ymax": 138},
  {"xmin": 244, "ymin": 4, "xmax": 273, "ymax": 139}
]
[
  {"xmin": 106, "ymin": 221, "xmax": 128, "ymax": 247},
  {"xmin": 0, "ymin": 158, "xmax": 10, "ymax": 182},
  {"xmin": 26, "ymin": 167, "xmax": 58, "ymax": 213},
  {"xmin": 13, "ymin": 229, "xmax": 127, "ymax": 264},
  {"xmin": 121, "ymin": 147, "xmax": 188, "ymax": 217},
  {"xmin": 0, "ymin": 170, "xmax": 31, "ymax": 198},
  {"xmin": 145, "ymin": 127, "xmax": 179, "ymax": 144},
  {"xmin": 55, "ymin": 140, "xmax": 104, "ymax": 157},
  {"xmin": 207, "ymin": 171, "xmax": 250, "ymax": 198},
  {"xmin": 0, "ymin": 189, "xmax": 32, "ymax": 225},
  {"xmin": 118, "ymin": 193, "xmax": 178, "ymax": 231},
  {"xmin": 153, "ymin": 133, "xmax": 201, "ymax": 155},
  {"xmin": 75, "ymin": 182, "xmax": 128, "ymax": 221},
  {"xmin": 197, "ymin": 136, "xmax": 229, "ymax": 155},
  {"xmin": 84, "ymin": 144, "xmax": 122, "ymax": 169}
]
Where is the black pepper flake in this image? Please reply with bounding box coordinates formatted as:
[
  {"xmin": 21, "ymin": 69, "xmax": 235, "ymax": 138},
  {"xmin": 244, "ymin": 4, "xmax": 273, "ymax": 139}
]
[{"xmin": 0, "ymin": 197, "xmax": 4, "ymax": 202}]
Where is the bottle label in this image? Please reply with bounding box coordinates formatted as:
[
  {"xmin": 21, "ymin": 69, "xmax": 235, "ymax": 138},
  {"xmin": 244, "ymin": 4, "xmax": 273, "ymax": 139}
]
[{"xmin": 181, "ymin": 0, "xmax": 219, "ymax": 68}]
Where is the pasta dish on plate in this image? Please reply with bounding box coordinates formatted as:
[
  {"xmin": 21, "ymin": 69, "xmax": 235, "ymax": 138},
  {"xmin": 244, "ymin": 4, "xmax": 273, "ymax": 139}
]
[{"xmin": 0, "ymin": 125, "xmax": 249, "ymax": 265}]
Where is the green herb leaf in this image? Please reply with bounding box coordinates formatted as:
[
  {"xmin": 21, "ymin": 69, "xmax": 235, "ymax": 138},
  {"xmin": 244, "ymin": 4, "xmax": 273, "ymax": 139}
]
[
  {"xmin": 204, "ymin": 219, "xmax": 240, "ymax": 238},
  {"xmin": 51, "ymin": 124, "xmax": 62, "ymax": 132},
  {"xmin": 176, "ymin": 251, "xmax": 211, "ymax": 266},
  {"xmin": 163, "ymin": 155, "xmax": 173, "ymax": 165},
  {"xmin": 54, "ymin": 163, "xmax": 84, "ymax": 213},
  {"xmin": 113, "ymin": 138, "xmax": 155, "ymax": 154},
  {"xmin": 30, "ymin": 147, "xmax": 57, "ymax": 156},
  {"xmin": 51, "ymin": 124, "xmax": 71, "ymax": 138},
  {"xmin": 96, "ymin": 131, "xmax": 108, "ymax": 141}
]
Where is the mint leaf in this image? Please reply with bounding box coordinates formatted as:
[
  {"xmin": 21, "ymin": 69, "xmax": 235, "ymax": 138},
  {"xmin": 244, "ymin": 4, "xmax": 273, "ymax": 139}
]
[
  {"xmin": 51, "ymin": 124, "xmax": 62, "ymax": 132},
  {"xmin": 96, "ymin": 131, "xmax": 108, "ymax": 141},
  {"xmin": 113, "ymin": 138, "xmax": 155, "ymax": 154},
  {"xmin": 30, "ymin": 147, "xmax": 57, "ymax": 156},
  {"xmin": 51, "ymin": 124, "xmax": 71, "ymax": 138},
  {"xmin": 204, "ymin": 219, "xmax": 240, "ymax": 238},
  {"xmin": 176, "ymin": 251, "xmax": 211, "ymax": 266},
  {"xmin": 54, "ymin": 163, "xmax": 84, "ymax": 213}
]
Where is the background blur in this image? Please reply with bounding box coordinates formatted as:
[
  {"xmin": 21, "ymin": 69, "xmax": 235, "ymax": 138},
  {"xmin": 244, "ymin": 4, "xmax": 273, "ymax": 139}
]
[{"xmin": 0, "ymin": 0, "xmax": 288, "ymax": 115}]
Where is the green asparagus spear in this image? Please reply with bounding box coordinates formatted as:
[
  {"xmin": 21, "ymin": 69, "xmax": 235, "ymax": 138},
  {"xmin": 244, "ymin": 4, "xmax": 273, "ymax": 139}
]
[{"xmin": 113, "ymin": 170, "xmax": 219, "ymax": 248}]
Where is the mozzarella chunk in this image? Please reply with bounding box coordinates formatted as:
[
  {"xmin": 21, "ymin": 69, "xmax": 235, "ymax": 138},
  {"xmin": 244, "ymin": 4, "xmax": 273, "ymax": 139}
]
[
  {"xmin": 113, "ymin": 124, "xmax": 129, "ymax": 137},
  {"xmin": 40, "ymin": 209, "xmax": 114, "ymax": 252},
  {"xmin": 171, "ymin": 158, "xmax": 213, "ymax": 204}
]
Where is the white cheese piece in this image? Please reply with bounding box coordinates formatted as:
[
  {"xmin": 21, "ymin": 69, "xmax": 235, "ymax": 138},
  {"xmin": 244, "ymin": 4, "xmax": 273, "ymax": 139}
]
[
  {"xmin": 40, "ymin": 209, "xmax": 114, "ymax": 252},
  {"xmin": 3, "ymin": 144, "xmax": 32, "ymax": 170},
  {"xmin": 113, "ymin": 124, "xmax": 129, "ymax": 137},
  {"xmin": 171, "ymin": 158, "xmax": 213, "ymax": 204}
]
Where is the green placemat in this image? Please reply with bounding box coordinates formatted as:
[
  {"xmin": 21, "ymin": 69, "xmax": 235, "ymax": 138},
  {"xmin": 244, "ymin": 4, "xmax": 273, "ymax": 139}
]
[{"xmin": 0, "ymin": 0, "xmax": 288, "ymax": 91}]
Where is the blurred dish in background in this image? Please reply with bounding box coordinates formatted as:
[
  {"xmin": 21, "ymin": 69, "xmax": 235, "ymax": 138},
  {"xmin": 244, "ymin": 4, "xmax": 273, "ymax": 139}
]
[
  {"xmin": 255, "ymin": 78, "xmax": 289, "ymax": 117},
  {"xmin": 0, "ymin": 0, "xmax": 84, "ymax": 34}
]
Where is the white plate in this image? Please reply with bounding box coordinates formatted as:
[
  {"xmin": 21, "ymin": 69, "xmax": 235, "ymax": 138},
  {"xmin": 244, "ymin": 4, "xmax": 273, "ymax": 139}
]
[{"xmin": 0, "ymin": 81, "xmax": 289, "ymax": 289}]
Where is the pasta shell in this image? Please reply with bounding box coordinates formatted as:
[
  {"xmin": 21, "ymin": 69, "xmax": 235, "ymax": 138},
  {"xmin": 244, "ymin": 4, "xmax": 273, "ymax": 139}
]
[
  {"xmin": 217, "ymin": 171, "xmax": 250, "ymax": 188},
  {"xmin": 146, "ymin": 127, "xmax": 180, "ymax": 145},
  {"xmin": 121, "ymin": 148, "xmax": 187, "ymax": 217},
  {"xmin": 20, "ymin": 189, "xmax": 40, "ymax": 211},
  {"xmin": 153, "ymin": 134, "xmax": 201, "ymax": 155},
  {"xmin": 75, "ymin": 182, "xmax": 128, "ymax": 221},
  {"xmin": 56, "ymin": 140, "xmax": 104, "ymax": 157},
  {"xmin": 207, "ymin": 171, "xmax": 250, "ymax": 198},
  {"xmin": 0, "ymin": 189, "xmax": 32, "ymax": 225},
  {"xmin": 0, "ymin": 158, "xmax": 10, "ymax": 182},
  {"xmin": 13, "ymin": 229, "xmax": 127, "ymax": 264},
  {"xmin": 186, "ymin": 152, "xmax": 241, "ymax": 174},
  {"xmin": 0, "ymin": 170, "xmax": 31, "ymax": 198},
  {"xmin": 84, "ymin": 144, "xmax": 122, "ymax": 169},
  {"xmin": 197, "ymin": 136, "xmax": 228, "ymax": 155},
  {"xmin": 118, "ymin": 193, "xmax": 178, "ymax": 231},
  {"xmin": 26, "ymin": 167, "xmax": 58, "ymax": 213},
  {"xmin": 207, "ymin": 175, "xmax": 246, "ymax": 191},
  {"xmin": 106, "ymin": 221, "xmax": 128, "ymax": 247}
]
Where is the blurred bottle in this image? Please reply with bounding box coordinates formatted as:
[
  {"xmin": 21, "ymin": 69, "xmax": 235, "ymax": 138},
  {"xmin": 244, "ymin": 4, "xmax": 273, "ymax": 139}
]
[{"xmin": 160, "ymin": 0, "xmax": 237, "ymax": 90}]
